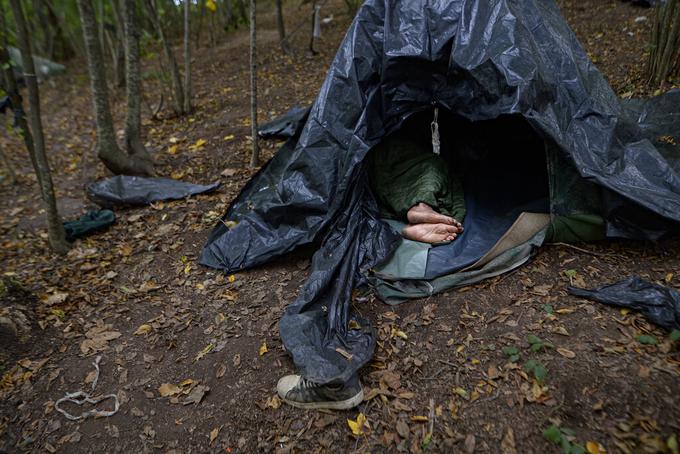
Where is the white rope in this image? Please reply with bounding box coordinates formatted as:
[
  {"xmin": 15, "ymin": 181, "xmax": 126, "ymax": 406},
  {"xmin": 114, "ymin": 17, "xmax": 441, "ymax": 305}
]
[
  {"xmin": 431, "ymin": 107, "xmax": 440, "ymax": 155},
  {"xmin": 54, "ymin": 355, "xmax": 120, "ymax": 421}
]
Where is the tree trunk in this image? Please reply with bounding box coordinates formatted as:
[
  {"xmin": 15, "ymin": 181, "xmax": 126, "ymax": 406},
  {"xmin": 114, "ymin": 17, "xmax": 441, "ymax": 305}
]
[
  {"xmin": 223, "ymin": 0, "xmax": 235, "ymax": 28},
  {"xmin": 77, "ymin": 0, "xmax": 152, "ymax": 175},
  {"xmin": 183, "ymin": 0, "xmax": 192, "ymax": 113},
  {"xmin": 196, "ymin": 0, "xmax": 206, "ymax": 48},
  {"xmin": 112, "ymin": 0, "xmax": 126, "ymax": 88},
  {"xmin": 6, "ymin": 0, "xmax": 69, "ymax": 254},
  {"xmin": 123, "ymin": 0, "xmax": 154, "ymax": 170},
  {"xmin": 31, "ymin": 0, "xmax": 51, "ymax": 56},
  {"xmin": 236, "ymin": 0, "xmax": 247, "ymax": 26},
  {"xmin": 646, "ymin": 0, "xmax": 680, "ymax": 88},
  {"xmin": 144, "ymin": 0, "xmax": 185, "ymax": 115},
  {"xmin": 0, "ymin": 142, "xmax": 17, "ymax": 185},
  {"xmin": 309, "ymin": 1, "xmax": 318, "ymax": 55},
  {"xmin": 249, "ymin": 0, "xmax": 259, "ymax": 168},
  {"xmin": 97, "ymin": 0, "xmax": 106, "ymax": 73},
  {"xmin": 275, "ymin": 0, "xmax": 289, "ymax": 53},
  {"xmin": 45, "ymin": 0, "xmax": 78, "ymax": 60}
]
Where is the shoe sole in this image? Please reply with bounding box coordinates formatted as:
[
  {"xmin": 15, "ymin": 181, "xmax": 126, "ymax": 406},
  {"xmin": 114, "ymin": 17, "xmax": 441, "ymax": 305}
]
[{"xmin": 282, "ymin": 388, "xmax": 364, "ymax": 410}]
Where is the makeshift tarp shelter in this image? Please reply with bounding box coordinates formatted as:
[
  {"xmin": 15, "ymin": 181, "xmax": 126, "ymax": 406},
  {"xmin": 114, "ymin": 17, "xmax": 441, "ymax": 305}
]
[
  {"xmin": 7, "ymin": 47, "xmax": 65, "ymax": 81},
  {"xmin": 201, "ymin": 0, "xmax": 680, "ymax": 385}
]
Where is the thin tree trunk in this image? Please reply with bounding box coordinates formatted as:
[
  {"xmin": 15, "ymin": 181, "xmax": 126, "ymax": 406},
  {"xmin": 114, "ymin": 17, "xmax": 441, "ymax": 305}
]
[
  {"xmin": 123, "ymin": 0, "xmax": 153, "ymax": 169},
  {"xmin": 45, "ymin": 0, "xmax": 78, "ymax": 59},
  {"xmin": 183, "ymin": 0, "xmax": 192, "ymax": 113},
  {"xmin": 144, "ymin": 0, "xmax": 185, "ymax": 115},
  {"xmin": 647, "ymin": 0, "xmax": 680, "ymax": 87},
  {"xmin": 275, "ymin": 0, "xmax": 288, "ymax": 53},
  {"xmin": 249, "ymin": 0, "xmax": 259, "ymax": 168},
  {"xmin": 77, "ymin": 0, "xmax": 152, "ymax": 175},
  {"xmin": 31, "ymin": 0, "xmax": 50, "ymax": 56},
  {"xmin": 210, "ymin": 11, "xmax": 216, "ymax": 47},
  {"xmin": 112, "ymin": 0, "xmax": 126, "ymax": 88},
  {"xmin": 97, "ymin": 0, "xmax": 106, "ymax": 74},
  {"xmin": 224, "ymin": 0, "xmax": 235, "ymax": 28},
  {"xmin": 237, "ymin": 0, "xmax": 247, "ymax": 26},
  {"xmin": 6, "ymin": 0, "xmax": 69, "ymax": 254},
  {"xmin": 0, "ymin": 142, "xmax": 17, "ymax": 185},
  {"xmin": 308, "ymin": 1, "xmax": 320, "ymax": 55},
  {"xmin": 196, "ymin": 0, "xmax": 206, "ymax": 48}
]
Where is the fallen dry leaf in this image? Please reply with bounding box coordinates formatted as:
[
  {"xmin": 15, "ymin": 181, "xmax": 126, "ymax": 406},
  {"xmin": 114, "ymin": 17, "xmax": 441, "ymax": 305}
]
[
  {"xmin": 347, "ymin": 412, "xmax": 368, "ymax": 436},
  {"xmin": 158, "ymin": 383, "xmax": 181, "ymax": 397},
  {"xmin": 557, "ymin": 347, "xmax": 576, "ymax": 358}
]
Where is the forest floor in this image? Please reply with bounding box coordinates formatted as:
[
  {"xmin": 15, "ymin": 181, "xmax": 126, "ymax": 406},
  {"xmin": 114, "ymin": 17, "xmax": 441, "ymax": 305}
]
[{"xmin": 1, "ymin": 0, "xmax": 679, "ymax": 453}]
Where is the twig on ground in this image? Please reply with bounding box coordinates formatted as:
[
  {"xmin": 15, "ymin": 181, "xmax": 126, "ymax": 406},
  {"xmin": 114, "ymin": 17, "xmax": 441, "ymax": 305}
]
[{"xmin": 545, "ymin": 242, "xmax": 618, "ymax": 258}]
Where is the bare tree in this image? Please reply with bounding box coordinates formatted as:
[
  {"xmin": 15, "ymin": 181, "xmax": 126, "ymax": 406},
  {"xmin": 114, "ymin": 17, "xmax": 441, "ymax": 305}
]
[
  {"xmin": 275, "ymin": 0, "xmax": 289, "ymax": 53},
  {"xmin": 5, "ymin": 0, "xmax": 69, "ymax": 254},
  {"xmin": 144, "ymin": 0, "xmax": 185, "ymax": 115},
  {"xmin": 111, "ymin": 0, "xmax": 127, "ymax": 88},
  {"xmin": 646, "ymin": 0, "xmax": 680, "ymax": 88},
  {"xmin": 123, "ymin": 0, "xmax": 154, "ymax": 169},
  {"xmin": 249, "ymin": 0, "xmax": 259, "ymax": 167},
  {"xmin": 77, "ymin": 0, "xmax": 153, "ymax": 175},
  {"xmin": 183, "ymin": 0, "xmax": 192, "ymax": 113}
]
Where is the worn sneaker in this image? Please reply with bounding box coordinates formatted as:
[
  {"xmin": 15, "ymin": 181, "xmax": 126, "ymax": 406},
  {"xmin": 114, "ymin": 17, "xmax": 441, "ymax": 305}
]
[{"xmin": 276, "ymin": 374, "xmax": 364, "ymax": 410}]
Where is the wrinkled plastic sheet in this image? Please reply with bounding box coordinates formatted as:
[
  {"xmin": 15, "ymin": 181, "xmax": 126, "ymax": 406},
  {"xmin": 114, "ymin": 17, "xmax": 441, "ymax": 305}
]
[
  {"xmin": 568, "ymin": 276, "xmax": 680, "ymax": 331},
  {"xmin": 258, "ymin": 106, "xmax": 311, "ymax": 139},
  {"xmin": 88, "ymin": 176, "xmax": 219, "ymax": 207},
  {"xmin": 63, "ymin": 210, "xmax": 115, "ymax": 242},
  {"xmin": 201, "ymin": 0, "xmax": 680, "ymax": 385}
]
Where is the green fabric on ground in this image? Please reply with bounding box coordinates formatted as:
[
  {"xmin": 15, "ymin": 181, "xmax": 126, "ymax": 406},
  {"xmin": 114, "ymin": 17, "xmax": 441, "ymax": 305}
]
[
  {"xmin": 546, "ymin": 214, "xmax": 606, "ymax": 242},
  {"xmin": 367, "ymin": 137, "xmax": 465, "ymax": 222}
]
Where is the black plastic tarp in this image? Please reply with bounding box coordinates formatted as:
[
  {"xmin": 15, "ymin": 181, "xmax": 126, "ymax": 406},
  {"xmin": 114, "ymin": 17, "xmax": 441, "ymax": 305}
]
[
  {"xmin": 87, "ymin": 176, "xmax": 220, "ymax": 207},
  {"xmin": 63, "ymin": 210, "xmax": 115, "ymax": 242},
  {"xmin": 201, "ymin": 0, "xmax": 680, "ymax": 385},
  {"xmin": 569, "ymin": 277, "xmax": 680, "ymax": 331},
  {"xmin": 258, "ymin": 106, "xmax": 311, "ymax": 139}
]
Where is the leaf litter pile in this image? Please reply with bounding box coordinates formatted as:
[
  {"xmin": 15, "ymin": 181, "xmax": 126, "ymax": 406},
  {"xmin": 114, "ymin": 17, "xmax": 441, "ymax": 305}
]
[{"xmin": 0, "ymin": 0, "xmax": 679, "ymax": 452}]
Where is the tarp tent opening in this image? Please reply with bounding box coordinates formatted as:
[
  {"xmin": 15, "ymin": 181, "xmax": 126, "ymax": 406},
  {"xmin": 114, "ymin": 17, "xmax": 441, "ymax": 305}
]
[{"xmin": 366, "ymin": 109, "xmax": 550, "ymax": 276}]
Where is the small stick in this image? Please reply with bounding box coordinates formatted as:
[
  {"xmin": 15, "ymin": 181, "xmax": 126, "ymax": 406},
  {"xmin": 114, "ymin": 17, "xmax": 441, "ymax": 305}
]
[{"xmin": 545, "ymin": 242, "xmax": 617, "ymax": 257}]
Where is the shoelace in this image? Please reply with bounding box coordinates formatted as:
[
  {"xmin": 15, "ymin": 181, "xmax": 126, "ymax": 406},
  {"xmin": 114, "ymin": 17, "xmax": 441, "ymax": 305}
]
[{"xmin": 298, "ymin": 377, "xmax": 322, "ymax": 390}]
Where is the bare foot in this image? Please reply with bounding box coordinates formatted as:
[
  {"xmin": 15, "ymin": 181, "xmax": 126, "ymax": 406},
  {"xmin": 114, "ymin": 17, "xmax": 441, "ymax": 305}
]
[
  {"xmin": 407, "ymin": 203, "xmax": 463, "ymax": 232},
  {"xmin": 402, "ymin": 223, "xmax": 459, "ymax": 244}
]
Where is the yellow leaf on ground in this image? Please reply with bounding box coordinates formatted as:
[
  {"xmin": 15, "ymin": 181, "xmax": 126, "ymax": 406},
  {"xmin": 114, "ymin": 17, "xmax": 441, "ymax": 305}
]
[
  {"xmin": 134, "ymin": 324, "xmax": 152, "ymax": 335},
  {"xmin": 228, "ymin": 274, "xmax": 236, "ymax": 283},
  {"xmin": 189, "ymin": 138, "xmax": 207, "ymax": 150},
  {"xmin": 586, "ymin": 440, "xmax": 606, "ymax": 454},
  {"xmin": 347, "ymin": 412, "xmax": 367, "ymax": 436},
  {"xmin": 159, "ymin": 383, "xmax": 181, "ymax": 397},
  {"xmin": 259, "ymin": 342, "xmax": 268, "ymax": 356},
  {"xmin": 223, "ymin": 134, "xmax": 235, "ymax": 141},
  {"xmin": 167, "ymin": 144, "xmax": 179, "ymax": 154}
]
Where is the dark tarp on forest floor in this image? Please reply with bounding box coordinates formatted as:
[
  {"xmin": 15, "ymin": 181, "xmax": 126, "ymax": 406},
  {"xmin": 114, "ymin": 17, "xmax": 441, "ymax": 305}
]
[
  {"xmin": 87, "ymin": 176, "xmax": 220, "ymax": 207},
  {"xmin": 201, "ymin": 0, "xmax": 680, "ymax": 385},
  {"xmin": 569, "ymin": 277, "xmax": 680, "ymax": 331}
]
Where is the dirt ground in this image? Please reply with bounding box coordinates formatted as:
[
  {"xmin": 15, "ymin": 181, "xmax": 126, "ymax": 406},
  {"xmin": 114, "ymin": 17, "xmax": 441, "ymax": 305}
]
[{"xmin": 1, "ymin": 1, "xmax": 679, "ymax": 453}]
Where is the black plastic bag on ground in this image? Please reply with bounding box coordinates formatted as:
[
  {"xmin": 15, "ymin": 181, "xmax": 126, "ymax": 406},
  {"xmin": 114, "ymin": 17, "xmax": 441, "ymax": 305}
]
[
  {"xmin": 63, "ymin": 210, "xmax": 115, "ymax": 242},
  {"xmin": 87, "ymin": 176, "xmax": 219, "ymax": 207},
  {"xmin": 258, "ymin": 106, "xmax": 311, "ymax": 139},
  {"xmin": 568, "ymin": 276, "xmax": 680, "ymax": 331}
]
